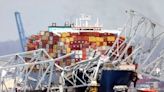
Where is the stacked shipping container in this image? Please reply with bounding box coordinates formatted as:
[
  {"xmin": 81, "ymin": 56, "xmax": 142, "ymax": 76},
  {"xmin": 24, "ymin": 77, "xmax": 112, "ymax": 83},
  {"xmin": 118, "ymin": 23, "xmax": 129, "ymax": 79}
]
[
  {"xmin": 26, "ymin": 31, "xmax": 126, "ymax": 66},
  {"xmin": 27, "ymin": 31, "xmax": 59, "ymax": 58}
]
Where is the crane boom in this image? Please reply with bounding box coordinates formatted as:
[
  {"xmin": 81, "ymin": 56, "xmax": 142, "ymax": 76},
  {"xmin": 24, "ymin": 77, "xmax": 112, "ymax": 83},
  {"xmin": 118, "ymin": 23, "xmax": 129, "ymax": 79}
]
[{"xmin": 15, "ymin": 12, "xmax": 26, "ymax": 52}]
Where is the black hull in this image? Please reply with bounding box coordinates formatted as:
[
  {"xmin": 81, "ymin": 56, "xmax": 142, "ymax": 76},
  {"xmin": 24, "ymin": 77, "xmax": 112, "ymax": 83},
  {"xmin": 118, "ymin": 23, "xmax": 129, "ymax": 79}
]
[{"xmin": 100, "ymin": 70, "xmax": 134, "ymax": 92}]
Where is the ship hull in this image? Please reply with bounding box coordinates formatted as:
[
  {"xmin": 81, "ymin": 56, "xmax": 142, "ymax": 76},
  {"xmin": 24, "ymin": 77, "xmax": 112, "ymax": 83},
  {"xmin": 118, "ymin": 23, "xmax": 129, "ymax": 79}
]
[{"xmin": 100, "ymin": 70, "xmax": 134, "ymax": 92}]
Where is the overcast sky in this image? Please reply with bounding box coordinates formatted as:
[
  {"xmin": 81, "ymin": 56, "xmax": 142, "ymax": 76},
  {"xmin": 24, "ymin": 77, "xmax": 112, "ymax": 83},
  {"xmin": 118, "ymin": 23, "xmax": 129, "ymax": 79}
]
[{"xmin": 0, "ymin": 0, "xmax": 164, "ymax": 42}]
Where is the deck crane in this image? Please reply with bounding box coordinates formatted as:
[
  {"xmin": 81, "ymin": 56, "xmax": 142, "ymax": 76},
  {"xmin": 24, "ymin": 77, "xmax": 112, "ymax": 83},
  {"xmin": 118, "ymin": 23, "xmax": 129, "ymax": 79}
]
[{"xmin": 15, "ymin": 12, "xmax": 26, "ymax": 52}]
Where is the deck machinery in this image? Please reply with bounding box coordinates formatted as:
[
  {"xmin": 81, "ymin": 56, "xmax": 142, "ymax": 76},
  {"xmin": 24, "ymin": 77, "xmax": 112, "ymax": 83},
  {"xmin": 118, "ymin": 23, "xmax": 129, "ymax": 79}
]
[{"xmin": 0, "ymin": 10, "xmax": 164, "ymax": 92}]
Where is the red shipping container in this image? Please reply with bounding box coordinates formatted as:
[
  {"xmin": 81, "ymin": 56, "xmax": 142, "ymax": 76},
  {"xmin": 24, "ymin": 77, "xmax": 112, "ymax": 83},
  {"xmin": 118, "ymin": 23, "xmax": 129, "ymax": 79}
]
[
  {"xmin": 75, "ymin": 58, "xmax": 80, "ymax": 62},
  {"xmin": 27, "ymin": 39, "xmax": 33, "ymax": 43},
  {"xmin": 76, "ymin": 44, "xmax": 81, "ymax": 50},
  {"xmin": 119, "ymin": 36, "xmax": 125, "ymax": 41},
  {"xmin": 104, "ymin": 37, "xmax": 107, "ymax": 42},
  {"xmin": 88, "ymin": 32, "xmax": 92, "ymax": 36},
  {"xmin": 41, "ymin": 43, "xmax": 46, "ymax": 48},
  {"xmin": 99, "ymin": 33, "xmax": 104, "ymax": 37},
  {"xmin": 74, "ymin": 36, "xmax": 82, "ymax": 41},
  {"xmin": 53, "ymin": 36, "xmax": 59, "ymax": 40},
  {"xmin": 82, "ymin": 43, "xmax": 89, "ymax": 48},
  {"xmin": 79, "ymin": 32, "xmax": 87, "ymax": 36},
  {"xmin": 35, "ymin": 35, "xmax": 41, "ymax": 40},
  {"xmin": 107, "ymin": 33, "xmax": 112, "ymax": 36},
  {"xmin": 70, "ymin": 33, "xmax": 79, "ymax": 36},
  {"xmin": 48, "ymin": 44, "xmax": 53, "ymax": 49},
  {"xmin": 53, "ymin": 41, "xmax": 58, "ymax": 44},
  {"xmin": 77, "ymin": 40, "xmax": 81, "ymax": 43},
  {"xmin": 101, "ymin": 33, "xmax": 108, "ymax": 36},
  {"xmin": 42, "ymin": 40, "xmax": 48, "ymax": 44},
  {"xmin": 82, "ymin": 48, "xmax": 87, "ymax": 60},
  {"xmin": 73, "ymin": 41, "xmax": 77, "ymax": 44},
  {"xmin": 90, "ymin": 43, "xmax": 97, "ymax": 49},
  {"xmin": 53, "ymin": 37, "xmax": 59, "ymax": 44},
  {"xmin": 83, "ymin": 36, "xmax": 89, "ymax": 41},
  {"xmin": 107, "ymin": 41, "xmax": 113, "ymax": 46},
  {"xmin": 74, "ymin": 44, "xmax": 80, "ymax": 50},
  {"xmin": 27, "ymin": 47, "xmax": 36, "ymax": 51},
  {"xmin": 33, "ymin": 41, "xmax": 39, "ymax": 48},
  {"xmin": 48, "ymin": 32, "xmax": 53, "ymax": 36},
  {"xmin": 93, "ymin": 32, "xmax": 100, "ymax": 37},
  {"xmin": 100, "ymin": 42, "xmax": 104, "ymax": 46},
  {"xmin": 127, "ymin": 46, "xmax": 133, "ymax": 55},
  {"xmin": 118, "ymin": 40, "xmax": 123, "ymax": 45},
  {"xmin": 70, "ymin": 44, "xmax": 80, "ymax": 50},
  {"xmin": 27, "ymin": 43, "xmax": 37, "ymax": 51},
  {"xmin": 49, "ymin": 48, "xmax": 53, "ymax": 53},
  {"xmin": 65, "ymin": 59, "xmax": 71, "ymax": 66}
]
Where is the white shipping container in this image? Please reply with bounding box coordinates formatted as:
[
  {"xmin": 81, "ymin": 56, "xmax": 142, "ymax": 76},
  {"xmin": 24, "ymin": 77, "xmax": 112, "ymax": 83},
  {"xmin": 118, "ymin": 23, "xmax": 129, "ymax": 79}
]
[
  {"xmin": 58, "ymin": 53, "xmax": 62, "ymax": 57},
  {"xmin": 62, "ymin": 50, "xmax": 66, "ymax": 54},
  {"xmin": 118, "ymin": 64, "xmax": 135, "ymax": 71},
  {"xmin": 71, "ymin": 50, "xmax": 75, "ymax": 54},
  {"xmin": 80, "ymin": 44, "xmax": 83, "ymax": 48},
  {"xmin": 49, "ymin": 41, "xmax": 53, "ymax": 44},
  {"xmin": 46, "ymin": 44, "xmax": 49, "ymax": 49},
  {"xmin": 86, "ymin": 48, "xmax": 89, "ymax": 53},
  {"xmin": 79, "ymin": 54, "xmax": 82, "ymax": 58},
  {"xmin": 102, "ymin": 46, "xmax": 110, "ymax": 50},
  {"xmin": 49, "ymin": 36, "xmax": 53, "ymax": 41},
  {"xmin": 75, "ymin": 55, "xmax": 80, "ymax": 58},
  {"xmin": 39, "ymin": 45, "xmax": 42, "ymax": 48},
  {"xmin": 45, "ymin": 32, "xmax": 49, "ymax": 36},
  {"xmin": 59, "ymin": 42, "xmax": 64, "ymax": 46},
  {"xmin": 39, "ymin": 42, "xmax": 42, "ymax": 45},
  {"xmin": 74, "ymin": 50, "xmax": 78, "ymax": 55},
  {"xmin": 71, "ymin": 59, "xmax": 75, "ymax": 62},
  {"xmin": 79, "ymin": 50, "xmax": 82, "ymax": 55},
  {"xmin": 40, "ymin": 31, "xmax": 45, "ymax": 35},
  {"xmin": 46, "ymin": 48, "xmax": 49, "ymax": 52},
  {"xmin": 76, "ymin": 50, "xmax": 79, "ymax": 54}
]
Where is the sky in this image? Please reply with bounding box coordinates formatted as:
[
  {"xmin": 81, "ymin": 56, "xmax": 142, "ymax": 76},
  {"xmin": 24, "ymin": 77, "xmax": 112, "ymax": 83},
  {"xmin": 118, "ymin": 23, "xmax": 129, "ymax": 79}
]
[{"xmin": 0, "ymin": 0, "xmax": 164, "ymax": 42}]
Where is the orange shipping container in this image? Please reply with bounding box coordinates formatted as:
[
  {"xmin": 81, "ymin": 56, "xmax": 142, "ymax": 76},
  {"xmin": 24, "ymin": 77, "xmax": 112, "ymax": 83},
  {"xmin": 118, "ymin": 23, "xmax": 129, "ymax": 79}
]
[
  {"xmin": 41, "ymin": 36, "xmax": 48, "ymax": 40},
  {"xmin": 49, "ymin": 53, "xmax": 54, "ymax": 57},
  {"xmin": 61, "ymin": 38, "xmax": 65, "ymax": 42},
  {"xmin": 53, "ymin": 48, "xmax": 56, "ymax": 52},
  {"xmin": 107, "ymin": 36, "xmax": 115, "ymax": 42},
  {"xmin": 89, "ymin": 36, "xmax": 96, "ymax": 42},
  {"xmin": 49, "ymin": 49, "xmax": 53, "ymax": 53},
  {"xmin": 58, "ymin": 61, "xmax": 64, "ymax": 66},
  {"xmin": 99, "ymin": 37, "xmax": 104, "ymax": 42},
  {"xmin": 65, "ymin": 38, "xmax": 70, "ymax": 43},
  {"xmin": 96, "ymin": 42, "xmax": 100, "ymax": 46},
  {"xmin": 82, "ymin": 48, "xmax": 87, "ymax": 60},
  {"xmin": 45, "ymin": 32, "xmax": 50, "ymax": 36},
  {"xmin": 69, "ymin": 37, "xmax": 74, "ymax": 41},
  {"xmin": 66, "ymin": 48, "xmax": 71, "ymax": 53},
  {"xmin": 61, "ymin": 32, "xmax": 70, "ymax": 37},
  {"xmin": 103, "ymin": 42, "xmax": 107, "ymax": 46}
]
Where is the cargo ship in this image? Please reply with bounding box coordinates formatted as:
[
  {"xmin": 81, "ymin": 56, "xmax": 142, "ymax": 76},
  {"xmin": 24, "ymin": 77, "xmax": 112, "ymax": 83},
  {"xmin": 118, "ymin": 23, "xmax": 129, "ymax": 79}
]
[
  {"xmin": 26, "ymin": 15, "xmax": 123, "ymax": 65},
  {"xmin": 26, "ymin": 15, "xmax": 137, "ymax": 92}
]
